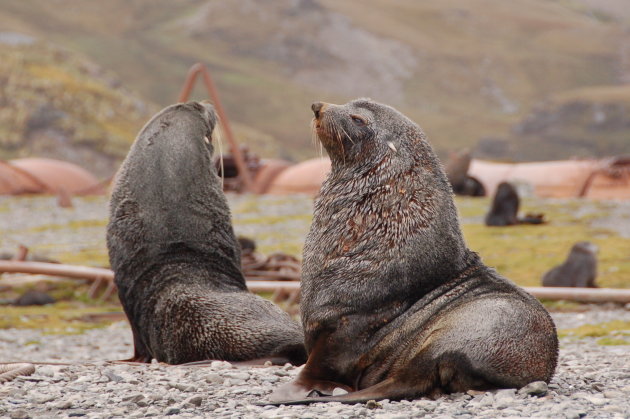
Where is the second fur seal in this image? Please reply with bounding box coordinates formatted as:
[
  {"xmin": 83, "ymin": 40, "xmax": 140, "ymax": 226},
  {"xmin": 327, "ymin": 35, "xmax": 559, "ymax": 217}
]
[
  {"xmin": 269, "ymin": 98, "xmax": 558, "ymax": 404},
  {"xmin": 107, "ymin": 102, "xmax": 306, "ymax": 365}
]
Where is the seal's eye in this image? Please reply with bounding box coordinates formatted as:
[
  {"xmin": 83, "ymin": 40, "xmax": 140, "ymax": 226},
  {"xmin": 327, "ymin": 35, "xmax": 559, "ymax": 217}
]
[{"xmin": 351, "ymin": 115, "xmax": 366, "ymax": 127}]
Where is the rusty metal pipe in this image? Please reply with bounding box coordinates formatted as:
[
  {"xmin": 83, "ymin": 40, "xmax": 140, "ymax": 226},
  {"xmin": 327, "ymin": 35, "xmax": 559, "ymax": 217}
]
[
  {"xmin": 0, "ymin": 261, "xmax": 114, "ymax": 282},
  {"xmin": 177, "ymin": 63, "xmax": 253, "ymax": 192},
  {"xmin": 524, "ymin": 286, "xmax": 630, "ymax": 304}
]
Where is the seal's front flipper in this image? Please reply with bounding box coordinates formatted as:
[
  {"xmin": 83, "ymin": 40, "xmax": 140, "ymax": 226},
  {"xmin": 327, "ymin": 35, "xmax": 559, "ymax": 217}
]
[
  {"xmin": 264, "ymin": 375, "xmax": 352, "ymax": 405},
  {"xmin": 179, "ymin": 357, "xmax": 296, "ymax": 367},
  {"xmin": 261, "ymin": 378, "xmax": 404, "ymax": 406}
]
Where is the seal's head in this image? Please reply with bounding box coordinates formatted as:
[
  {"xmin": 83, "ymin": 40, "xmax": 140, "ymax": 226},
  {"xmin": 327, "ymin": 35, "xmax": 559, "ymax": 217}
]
[
  {"xmin": 111, "ymin": 101, "xmax": 224, "ymax": 234},
  {"xmin": 311, "ymin": 98, "xmax": 430, "ymax": 171}
]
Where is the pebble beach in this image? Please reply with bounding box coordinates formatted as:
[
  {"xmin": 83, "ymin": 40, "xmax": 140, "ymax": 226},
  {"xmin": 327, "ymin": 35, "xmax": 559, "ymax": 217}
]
[
  {"xmin": 1, "ymin": 195, "xmax": 630, "ymax": 418},
  {"xmin": 1, "ymin": 308, "xmax": 629, "ymax": 419}
]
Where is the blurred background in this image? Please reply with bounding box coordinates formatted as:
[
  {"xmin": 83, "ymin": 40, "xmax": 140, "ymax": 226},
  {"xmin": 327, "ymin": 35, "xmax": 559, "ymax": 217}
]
[
  {"xmin": 0, "ymin": 0, "xmax": 629, "ymax": 331},
  {"xmin": 1, "ymin": 0, "xmax": 629, "ymax": 175}
]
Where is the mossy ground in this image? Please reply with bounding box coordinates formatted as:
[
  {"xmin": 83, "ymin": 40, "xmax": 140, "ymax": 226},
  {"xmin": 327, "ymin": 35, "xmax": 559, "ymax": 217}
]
[
  {"xmin": 1, "ymin": 194, "xmax": 629, "ymax": 334},
  {"xmin": 455, "ymin": 196, "xmax": 630, "ymax": 288},
  {"xmin": 558, "ymin": 320, "xmax": 630, "ymax": 345},
  {"xmin": 0, "ymin": 302, "xmax": 122, "ymax": 335}
]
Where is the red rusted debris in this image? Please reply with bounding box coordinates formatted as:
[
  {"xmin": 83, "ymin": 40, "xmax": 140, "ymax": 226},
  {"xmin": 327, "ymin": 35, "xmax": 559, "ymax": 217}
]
[
  {"xmin": 256, "ymin": 156, "xmax": 630, "ymax": 198},
  {"xmin": 0, "ymin": 158, "xmax": 106, "ymax": 197},
  {"xmin": 242, "ymin": 251, "xmax": 301, "ymax": 281},
  {"xmin": 469, "ymin": 157, "xmax": 630, "ymax": 199}
]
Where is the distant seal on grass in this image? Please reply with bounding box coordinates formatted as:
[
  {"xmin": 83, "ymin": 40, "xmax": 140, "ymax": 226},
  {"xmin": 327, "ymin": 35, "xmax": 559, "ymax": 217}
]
[
  {"xmin": 268, "ymin": 98, "xmax": 558, "ymax": 404},
  {"xmin": 485, "ymin": 182, "xmax": 545, "ymax": 226},
  {"xmin": 445, "ymin": 150, "xmax": 485, "ymax": 197},
  {"xmin": 542, "ymin": 241, "xmax": 598, "ymax": 288},
  {"xmin": 107, "ymin": 101, "xmax": 306, "ymax": 365}
]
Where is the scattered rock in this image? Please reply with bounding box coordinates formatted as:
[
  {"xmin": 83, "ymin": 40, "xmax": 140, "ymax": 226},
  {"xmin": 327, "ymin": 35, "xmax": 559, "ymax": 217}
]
[
  {"xmin": 164, "ymin": 407, "xmax": 181, "ymax": 416},
  {"xmin": 366, "ymin": 400, "xmax": 382, "ymax": 409},
  {"xmin": 9, "ymin": 410, "xmax": 30, "ymax": 419},
  {"xmin": 186, "ymin": 395, "xmax": 203, "ymax": 407},
  {"xmin": 332, "ymin": 387, "xmax": 348, "ymax": 396},
  {"xmin": 518, "ymin": 381, "xmax": 548, "ymax": 396}
]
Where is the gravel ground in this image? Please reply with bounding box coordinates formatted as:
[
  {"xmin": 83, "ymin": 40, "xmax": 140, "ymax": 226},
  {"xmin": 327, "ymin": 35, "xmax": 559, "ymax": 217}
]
[
  {"xmin": 1, "ymin": 196, "xmax": 630, "ymax": 418},
  {"xmin": 0, "ymin": 309, "xmax": 629, "ymax": 419}
]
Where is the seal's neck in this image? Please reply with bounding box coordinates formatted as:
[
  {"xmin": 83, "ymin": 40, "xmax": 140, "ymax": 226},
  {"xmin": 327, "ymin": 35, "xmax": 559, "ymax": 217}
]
[{"xmin": 302, "ymin": 151, "xmax": 472, "ymax": 313}]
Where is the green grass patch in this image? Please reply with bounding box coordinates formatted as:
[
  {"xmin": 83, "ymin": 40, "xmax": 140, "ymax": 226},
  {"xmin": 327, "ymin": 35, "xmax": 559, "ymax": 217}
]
[
  {"xmin": 540, "ymin": 300, "xmax": 585, "ymax": 312},
  {"xmin": 0, "ymin": 303, "xmax": 122, "ymax": 334},
  {"xmin": 24, "ymin": 219, "xmax": 107, "ymax": 234},
  {"xmin": 54, "ymin": 248, "xmax": 110, "ymax": 268},
  {"xmin": 558, "ymin": 320, "xmax": 630, "ymax": 340},
  {"xmin": 455, "ymin": 197, "xmax": 630, "ymax": 288},
  {"xmin": 597, "ymin": 337, "xmax": 630, "ymax": 346},
  {"xmin": 463, "ymin": 223, "xmax": 630, "ymax": 288}
]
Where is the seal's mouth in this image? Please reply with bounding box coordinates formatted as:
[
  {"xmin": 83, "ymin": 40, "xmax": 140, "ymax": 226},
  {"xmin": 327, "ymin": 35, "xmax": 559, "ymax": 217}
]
[{"xmin": 310, "ymin": 101, "xmax": 350, "ymax": 162}]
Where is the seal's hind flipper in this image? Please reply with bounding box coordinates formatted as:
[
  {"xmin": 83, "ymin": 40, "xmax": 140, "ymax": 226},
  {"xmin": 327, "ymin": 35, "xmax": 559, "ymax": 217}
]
[{"xmin": 260, "ymin": 378, "xmax": 405, "ymax": 406}]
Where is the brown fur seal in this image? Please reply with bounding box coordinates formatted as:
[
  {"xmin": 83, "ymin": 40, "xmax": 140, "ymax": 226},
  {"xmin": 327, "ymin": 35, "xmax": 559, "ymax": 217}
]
[
  {"xmin": 445, "ymin": 150, "xmax": 485, "ymax": 197},
  {"xmin": 268, "ymin": 98, "xmax": 558, "ymax": 404},
  {"xmin": 485, "ymin": 182, "xmax": 545, "ymax": 226},
  {"xmin": 542, "ymin": 241, "xmax": 598, "ymax": 288},
  {"xmin": 106, "ymin": 102, "xmax": 306, "ymax": 365}
]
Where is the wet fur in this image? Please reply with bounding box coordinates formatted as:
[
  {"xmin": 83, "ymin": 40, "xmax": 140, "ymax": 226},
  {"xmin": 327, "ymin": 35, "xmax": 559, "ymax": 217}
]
[
  {"xmin": 107, "ymin": 102, "xmax": 306, "ymax": 365},
  {"xmin": 268, "ymin": 99, "xmax": 558, "ymax": 404}
]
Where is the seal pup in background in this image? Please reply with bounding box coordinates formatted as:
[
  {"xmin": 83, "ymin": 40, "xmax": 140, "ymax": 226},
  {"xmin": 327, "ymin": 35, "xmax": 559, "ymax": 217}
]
[
  {"xmin": 542, "ymin": 241, "xmax": 598, "ymax": 288},
  {"xmin": 485, "ymin": 182, "xmax": 545, "ymax": 226},
  {"xmin": 268, "ymin": 98, "xmax": 558, "ymax": 404},
  {"xmin": 107, "ymin": 102, "xmax": 306, "ymax": 365}
]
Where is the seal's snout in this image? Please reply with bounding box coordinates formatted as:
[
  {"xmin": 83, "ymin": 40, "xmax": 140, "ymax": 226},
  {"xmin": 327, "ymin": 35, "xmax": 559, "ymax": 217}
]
[{"xmin": 312, "ymin": 102, "xmax": 326, "ymax": 119}]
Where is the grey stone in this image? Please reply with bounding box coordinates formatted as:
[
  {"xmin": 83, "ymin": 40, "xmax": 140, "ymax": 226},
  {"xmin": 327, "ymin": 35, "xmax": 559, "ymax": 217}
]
[
  {"xmin": 273, "ymin": 370, "xmax": 290, "ymax": 377},
  {"xmin": 518, "ymin": 381, "xmax": 548, "ymax": 396},
  {"xmin": 104, "ymin": 369, "xmax": 124, "ymax": 383},
  {"xmin": 168, "ymin": 382, "xmax": 189, "ymax": 391},
  {"xmin": 205, "ymin": 373, "xmax": 224, "ymax": 384},
  {"xmin": 54, "ymin": 400, "xmax": 73, "ymax": 409},
  {"xmin": 145, "ymin": 407, "xmax": 161, "ymax": 417},
  {"xmin": 165, "ymin": 407, "xmax": 181, "ymax": 415},
  {"xmin": 223, "ymin": 372, "xmax": 250, "ymax": 381},
  {"xmin": 366, "ymin": 400, "xmax": 382, "ymax": 409},
  {"xmin": 209, "ymin": 361, "xmax": 233, "ymax": 369},
  {"xmin": 332, "ymin": 387, "xmax": 348, "ymax": 396},
  {"xmin": 9, "ymin": 410, "xmax": 30, "ymax": 419},
  {"xmin": 187, "ymin": 396, "xmax": 203, "ymax": 407}
]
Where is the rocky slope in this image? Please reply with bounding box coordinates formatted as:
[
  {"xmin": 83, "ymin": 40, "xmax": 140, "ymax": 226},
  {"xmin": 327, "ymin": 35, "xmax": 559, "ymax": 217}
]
[
  {"xmin": 0, "ymin": 35, "xmax": 154, "ymax": 177},
  {"xmin": 0, "ymin": 0, "xmax": 629, "ymax": 164}
]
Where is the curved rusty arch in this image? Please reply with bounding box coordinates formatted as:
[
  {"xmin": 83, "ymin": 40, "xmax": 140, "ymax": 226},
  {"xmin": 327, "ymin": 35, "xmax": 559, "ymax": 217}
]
[{"xmin": 178, "ymin": 63, "xmax": 253, "ymax": 192}]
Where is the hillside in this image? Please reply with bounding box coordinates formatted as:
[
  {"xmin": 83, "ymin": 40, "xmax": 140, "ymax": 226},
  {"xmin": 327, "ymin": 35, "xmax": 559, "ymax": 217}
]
[
  {"xmin": 0, "ymin": 0, "xmax": 629, "ymax": 164},
  {"xmin": 0, "ymin": 35, "xmax": 153, "ymax": 177},
  {"xmin": 477, "ymin": 85, "xmax": 630, "ymax": 161}
]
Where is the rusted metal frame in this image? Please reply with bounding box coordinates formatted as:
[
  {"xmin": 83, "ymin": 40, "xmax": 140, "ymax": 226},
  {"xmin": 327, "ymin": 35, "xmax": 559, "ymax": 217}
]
[
  {"xmin": 177, "ymin": 63, "xmax": 253, "ymax": 192},
  {"xmin": 578, "ymin": 158, "xmax": 630, "ymax": 198}
]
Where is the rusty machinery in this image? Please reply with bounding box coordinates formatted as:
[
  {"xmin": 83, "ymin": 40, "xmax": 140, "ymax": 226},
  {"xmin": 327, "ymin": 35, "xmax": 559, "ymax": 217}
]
[{"xmin": 177, "ymin": 63, "xmax": 292, "ymax": 194}]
